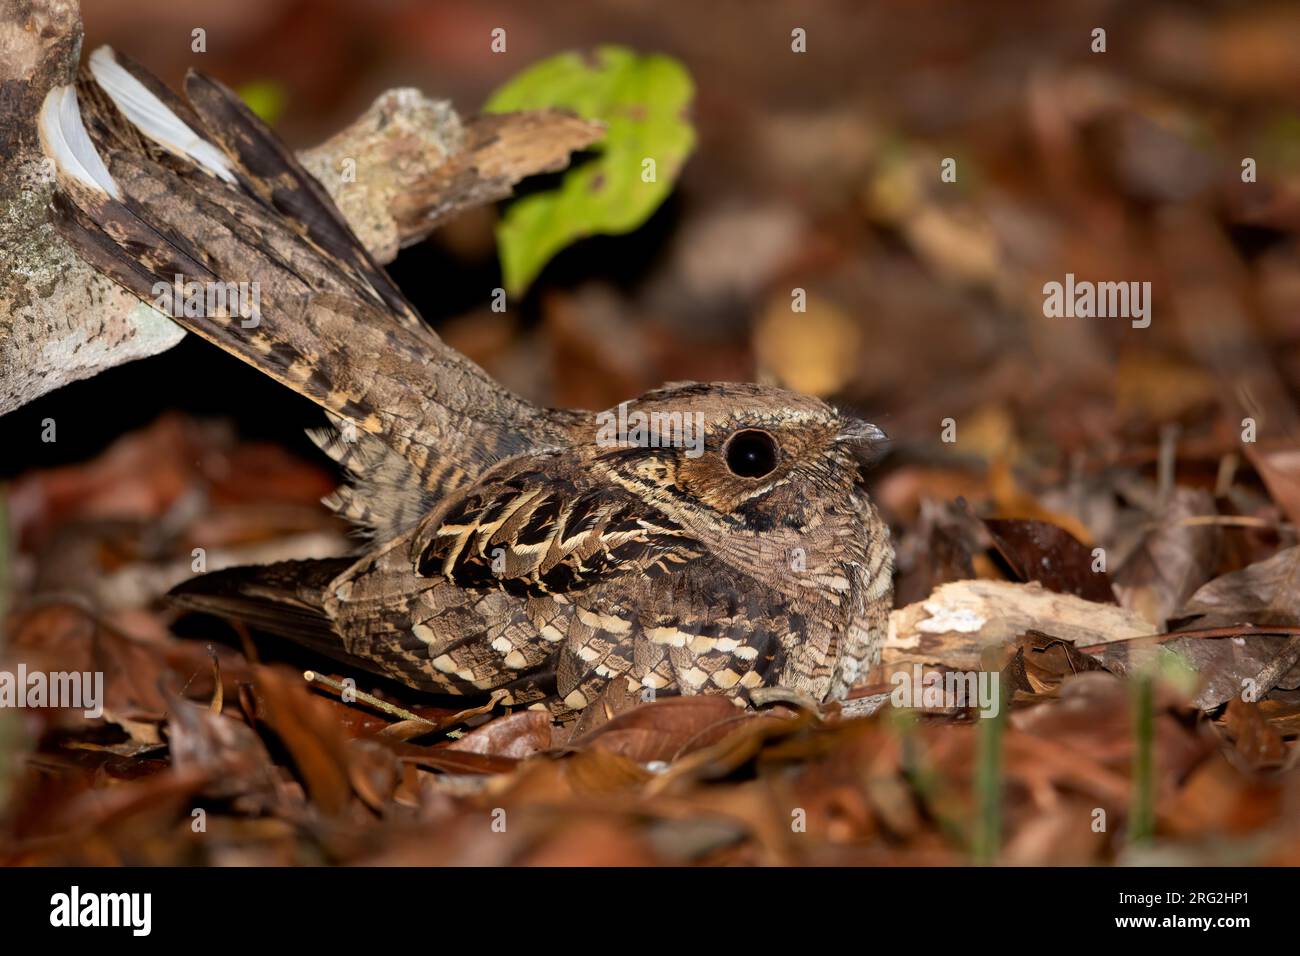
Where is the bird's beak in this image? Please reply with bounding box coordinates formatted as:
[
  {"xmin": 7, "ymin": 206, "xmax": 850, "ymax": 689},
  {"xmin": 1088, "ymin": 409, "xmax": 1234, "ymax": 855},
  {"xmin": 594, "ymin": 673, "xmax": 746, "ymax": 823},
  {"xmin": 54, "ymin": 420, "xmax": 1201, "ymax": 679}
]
[{"xmin": 835, "ymin": 418, "xmax": 890, "ymax": 465}]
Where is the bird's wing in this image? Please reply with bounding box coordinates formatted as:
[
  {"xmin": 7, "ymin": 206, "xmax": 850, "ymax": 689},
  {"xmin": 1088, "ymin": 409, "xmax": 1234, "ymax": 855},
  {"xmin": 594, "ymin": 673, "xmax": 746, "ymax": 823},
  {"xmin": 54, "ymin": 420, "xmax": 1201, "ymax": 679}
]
[
  {"xmin": 171, "ymin": 448, "xmax": 792, "ymax": 717},
  {"xmin": 332, "ymin": 449, "xmax": 795, "ymax": 715},
  {"xmin": 170, "ymin": 540, "xmax": 792, "ymax": 718},
  {"xmin": 408, "ymin": 447, "xmax": 704, "ymax": 596},
  {"xmin": 39, "ymin": 48, "xmax": 560, "ymax": 538}
]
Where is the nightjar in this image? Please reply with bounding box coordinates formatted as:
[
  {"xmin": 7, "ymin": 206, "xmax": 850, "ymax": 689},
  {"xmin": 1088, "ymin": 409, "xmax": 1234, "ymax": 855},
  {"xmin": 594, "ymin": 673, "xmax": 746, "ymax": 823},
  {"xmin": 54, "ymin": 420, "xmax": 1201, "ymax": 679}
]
[{"xmin": 38, "ymin": 47, "xmax": 894, "ymax": 720}]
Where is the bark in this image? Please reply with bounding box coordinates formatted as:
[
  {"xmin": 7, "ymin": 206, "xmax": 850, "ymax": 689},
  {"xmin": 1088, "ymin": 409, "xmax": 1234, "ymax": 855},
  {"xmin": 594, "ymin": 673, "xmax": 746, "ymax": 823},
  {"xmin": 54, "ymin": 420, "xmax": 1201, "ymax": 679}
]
[{"xmin": 885, "ymin": 579, "xmax": 1153, "ymax": 672}]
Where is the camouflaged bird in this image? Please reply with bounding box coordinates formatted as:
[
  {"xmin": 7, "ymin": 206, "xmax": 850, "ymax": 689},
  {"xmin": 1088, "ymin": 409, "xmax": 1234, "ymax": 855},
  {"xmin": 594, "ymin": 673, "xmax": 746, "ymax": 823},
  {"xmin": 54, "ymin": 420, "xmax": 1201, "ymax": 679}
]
[{"xmin": 39, "ymin": 47, "xmax": 894, "ymax": 720}]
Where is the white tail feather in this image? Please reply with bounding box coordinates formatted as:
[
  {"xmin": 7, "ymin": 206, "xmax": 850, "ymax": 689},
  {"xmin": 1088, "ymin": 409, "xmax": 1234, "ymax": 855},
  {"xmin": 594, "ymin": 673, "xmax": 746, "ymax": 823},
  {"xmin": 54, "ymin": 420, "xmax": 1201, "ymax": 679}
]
[
  {"xmin": 88, "ymin": 46, "xmax": 236, "ymax": 184},
  {"xmin": 38, "ymin": 85, "xmax": 122, "ymax": 200}
]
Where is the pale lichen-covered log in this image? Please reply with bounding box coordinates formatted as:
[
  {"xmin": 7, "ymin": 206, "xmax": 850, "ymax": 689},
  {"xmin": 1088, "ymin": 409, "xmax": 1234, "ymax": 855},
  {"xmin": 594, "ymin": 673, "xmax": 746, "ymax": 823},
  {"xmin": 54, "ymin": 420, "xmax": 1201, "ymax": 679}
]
[
  {"xmin": 0, "ymin": 0, "xmax": 172, "ymax": 413},
  {"xmin": 885, "ymin": 579, "xmax": 1153, "ymax": 672},
  {"xmin": 0, "ymin": 0, "xmax": 601, "ymax": 414}
]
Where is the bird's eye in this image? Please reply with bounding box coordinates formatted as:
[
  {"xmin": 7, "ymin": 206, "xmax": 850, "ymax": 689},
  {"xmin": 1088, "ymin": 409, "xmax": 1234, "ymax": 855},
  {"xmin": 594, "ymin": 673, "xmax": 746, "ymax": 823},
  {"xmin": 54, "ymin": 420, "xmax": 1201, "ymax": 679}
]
[{"xmin": 724, "ymin": 429, "xmax": 779, "ymax": 478}]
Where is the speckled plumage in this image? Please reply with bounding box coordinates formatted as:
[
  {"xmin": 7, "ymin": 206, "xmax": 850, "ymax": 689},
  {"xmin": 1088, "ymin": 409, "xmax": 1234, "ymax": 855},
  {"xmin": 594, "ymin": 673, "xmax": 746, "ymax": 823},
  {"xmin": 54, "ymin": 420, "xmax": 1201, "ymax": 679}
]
[{"xmin": 41, "ymin": 48, "xmax": 894, "ymax": 720}]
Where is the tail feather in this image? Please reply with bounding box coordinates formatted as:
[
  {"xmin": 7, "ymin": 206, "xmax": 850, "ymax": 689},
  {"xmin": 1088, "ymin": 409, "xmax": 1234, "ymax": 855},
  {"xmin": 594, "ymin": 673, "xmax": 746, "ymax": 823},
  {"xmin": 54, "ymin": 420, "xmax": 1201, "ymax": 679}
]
[
  {"xmin": 168, "ymin": 559, "xmax": 479, "ymax": 696},
  {"xmin": 181, "ymin": 70, "xmax": 422, "ymax": 330},
  {"xmin": 169, "ymin": 559, "xmax": 356, "ymax": 663},
  {"xmin": 87, "ymin": 46, "xmax": 236, "ymax": 184}
]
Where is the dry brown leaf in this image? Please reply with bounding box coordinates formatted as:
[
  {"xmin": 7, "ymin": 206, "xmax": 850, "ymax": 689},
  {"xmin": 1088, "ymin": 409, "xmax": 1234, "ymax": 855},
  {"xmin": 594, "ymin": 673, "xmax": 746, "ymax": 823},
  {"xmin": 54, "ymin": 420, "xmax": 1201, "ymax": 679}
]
[
  {"xmin": 448, "ymin": 710, "xmax": 554, "ymax": 760},
  {"xmin": 984, "ymin": 517, "xmax": 1117, "ymax": 603},
  {"xmin": 1178, "ymin": 545, "xmax": 1300, "ymax": 628},
  {"xmin": 571, "ymin": 696, "xmax": 747, "ymax": 763},
  {"xmin": 1114, "ymin": 487, "xmax": 1222, "ymax": 628},
  {"xmin": 165, "ymin": 697, "xmax": 277, "ymax": 801},
  {"xmin": 1245, "ymin": 440, "xmax": 1300, "ymax": 528},
  {"xmin": 1220, "ymin": 698, "xmax": 1287, "ymax": 770},
  {"xmin": 248, "ymin": 665, "xmax": 355, "ymax": 817}
]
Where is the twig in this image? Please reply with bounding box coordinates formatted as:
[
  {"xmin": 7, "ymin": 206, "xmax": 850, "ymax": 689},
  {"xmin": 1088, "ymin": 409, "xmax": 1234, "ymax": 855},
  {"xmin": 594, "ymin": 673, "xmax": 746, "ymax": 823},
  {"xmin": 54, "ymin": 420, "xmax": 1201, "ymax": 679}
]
[
  {"xmin": 1248, "ymin": 634, "xmax": 1300, "ymax": 700},
  {"xmin": 1173, "ymin": 515, "xmax": 1296, "ymax": 533},
  {"xmin": 1077, "ymin": 624, "xmax": 1300, "ymax": 654},
  {"xmin": 303, "ymin": 670, "xmax": 434, "ymax": 726},
  {"xmin": 207, "ymin": 644, "xmax": 223, "ymax": 715}
]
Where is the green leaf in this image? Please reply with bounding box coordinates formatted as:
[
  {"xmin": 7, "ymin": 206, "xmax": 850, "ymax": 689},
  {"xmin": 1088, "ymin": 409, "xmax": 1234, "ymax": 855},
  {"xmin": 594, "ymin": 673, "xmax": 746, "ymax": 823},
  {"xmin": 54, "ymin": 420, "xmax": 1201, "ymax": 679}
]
[
  {"xmin": 237, "ymin": 81, "xmax": 288, "ymax": 126},
  {"xmin": 484, "ymin": 46, "xmax": 696, "ymax": 296}
]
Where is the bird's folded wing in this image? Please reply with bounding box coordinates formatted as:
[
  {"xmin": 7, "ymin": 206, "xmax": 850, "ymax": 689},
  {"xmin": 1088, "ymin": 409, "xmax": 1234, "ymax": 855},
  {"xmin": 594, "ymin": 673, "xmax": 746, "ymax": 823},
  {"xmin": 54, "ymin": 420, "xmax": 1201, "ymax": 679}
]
[
  {"xmin": 171, "ymin": 448, "xmax": 788, "ymax": 716},
  {"xmin": 409, "ymin": 447, "xmax": 705, "ymax": 596}
]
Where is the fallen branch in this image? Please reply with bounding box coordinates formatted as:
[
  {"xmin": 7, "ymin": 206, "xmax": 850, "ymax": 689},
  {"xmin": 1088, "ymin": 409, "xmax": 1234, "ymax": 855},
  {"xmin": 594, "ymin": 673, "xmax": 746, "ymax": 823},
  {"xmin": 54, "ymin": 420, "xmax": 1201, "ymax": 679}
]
[{"xmin": 1248, "ymin": 634, "xmax": 1300, "ymax": 700}]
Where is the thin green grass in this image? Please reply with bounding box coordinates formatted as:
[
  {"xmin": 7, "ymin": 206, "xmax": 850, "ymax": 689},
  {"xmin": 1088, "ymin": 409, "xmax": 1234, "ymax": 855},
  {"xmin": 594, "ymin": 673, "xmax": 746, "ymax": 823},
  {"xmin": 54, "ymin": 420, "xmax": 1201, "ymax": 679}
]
[
  {"xmin": 971, "ymin": 687, "xmax": 1005, "ymax": 864},
  {"xmin": 1128, "ymin": 673, "xmax": 1155, "ymax": 846}
]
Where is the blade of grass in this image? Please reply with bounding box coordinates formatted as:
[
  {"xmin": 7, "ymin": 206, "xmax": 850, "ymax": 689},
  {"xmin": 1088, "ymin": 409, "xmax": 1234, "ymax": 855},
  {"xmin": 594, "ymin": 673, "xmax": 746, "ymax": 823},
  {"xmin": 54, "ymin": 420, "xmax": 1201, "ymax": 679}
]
[
  {"xmin": 1128, "ymin": 673, "xmax": 1155, "ymax": 846},
  {"xmin": 971, "ymin": 684, "xmax": 1006, "ymax": 864}
]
